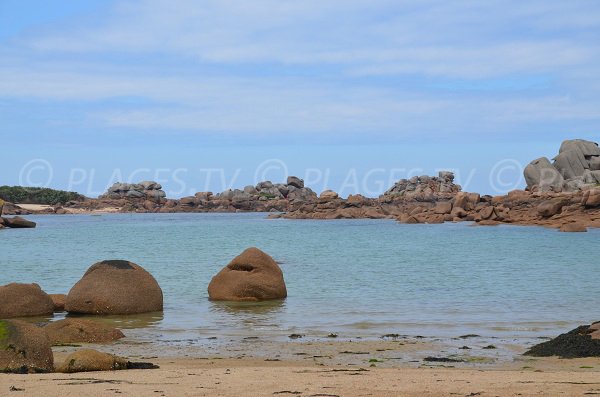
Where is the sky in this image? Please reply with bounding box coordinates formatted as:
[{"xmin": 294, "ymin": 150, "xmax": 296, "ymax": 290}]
[{"xmin": 1, "ymin": 0, "xmax": 599, "ymax": 197}]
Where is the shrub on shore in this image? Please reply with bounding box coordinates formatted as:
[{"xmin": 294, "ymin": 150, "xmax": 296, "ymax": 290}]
[{"xmin": 0, "ymin": 186, "xmax": 85, "ymax": 205}]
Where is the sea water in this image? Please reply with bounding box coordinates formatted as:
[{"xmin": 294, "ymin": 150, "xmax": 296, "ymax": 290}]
[{"xmin": 1, "ymin": 213, "xmax": 598, "ymax": 347}]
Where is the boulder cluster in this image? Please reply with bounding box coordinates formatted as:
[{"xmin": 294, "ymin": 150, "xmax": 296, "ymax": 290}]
[
  {"xmin": 172, "ymin": 176, "xmax": 317, "ymax": 213},
  {"xmin": 100, "ymin": 181, "xmax": 167, "ymax": 201},
  {"xmin": 525, "ymin": 322, "xmax": 600, "ymax": 358},
  {"xmin": 381, "ymin": 171, "xmax": 461, "ymax": 200},
  {"xmin": 524, "ymin": 139, "xmax": 600, "ymax": 192},
  {"xmin": 1, "ymin": 247, "xmax": 286, "ymax": 373}
]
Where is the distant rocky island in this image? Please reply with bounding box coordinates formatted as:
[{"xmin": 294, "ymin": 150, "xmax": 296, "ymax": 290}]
[{"xmin": 2, "ymin": 139, "xmax": 599, "ymax": 232}]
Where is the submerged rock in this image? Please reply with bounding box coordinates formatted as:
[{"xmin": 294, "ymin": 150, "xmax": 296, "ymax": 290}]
[
  {"xmin": 66, "ymin": 260, "xmax": 163, "ymax": 315},
  {"xmin": 208, "ymin": 247, "xmax": 287, "ymax": 301},
  {"xmin": 0, "ymin": 283, "xmax": 54, "ymax": 318},
  {"xmin": 524, "ymin": 323, "xmax": 600, "ymax": 358},
  {"xmin": 0, "ymin": 319, "xmax": 54, "ymax": 373},
  {"xmin": 44, "ymin": 319, "xmax": 125, "ymax": 345}
]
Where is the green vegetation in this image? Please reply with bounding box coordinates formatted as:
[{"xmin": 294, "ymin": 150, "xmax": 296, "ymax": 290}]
[
  {"xmin": 0, "ymin": 321, "xmax": 8, "ymax": 339},
  {"xmin": 258, "ymin": 192, "xmax": 278, "ymax": 200},
  {"xmin": 0, "ymin": 186, "xmax": 85, "ymax": 205}
]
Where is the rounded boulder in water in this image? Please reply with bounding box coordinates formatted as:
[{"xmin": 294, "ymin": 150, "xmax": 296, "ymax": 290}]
[
  {"xmin": 208, "ymin": 247, "xmax": 287, "ymax": 301},
  {"xmin": 65, "ymin": 260, "xmax": 163, "ymax": 315}
]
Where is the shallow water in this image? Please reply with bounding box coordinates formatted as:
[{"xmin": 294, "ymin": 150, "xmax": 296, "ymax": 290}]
[{"xmin": 1, "ymin": 213, "xmax": 598, "ymax": 349}]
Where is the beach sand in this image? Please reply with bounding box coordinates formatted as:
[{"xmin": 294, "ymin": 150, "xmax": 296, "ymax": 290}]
[
  {"xmin": 2, "ymin": 356, "xmax": 600, "ymax": 396},
  {"xmin": 2, "ymin": 340, "xmax": 600, "ymax": 396}
]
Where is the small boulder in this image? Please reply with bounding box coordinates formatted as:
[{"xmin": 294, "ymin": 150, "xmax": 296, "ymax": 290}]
[
  {"xmin": 208, "ymin": 247, "xmax": 287, "ymax": 301},
  {"xmin": 65, "ymin": 260, "xmax": 163, "ymax": 315},
  {"xmin": 583, "ymin": 189, "xmax": 600, "ymax": 208},
  {"xmin": 2, "ymin": 216, "xmax": 36, "ymax": 228},
  {"xmin": 49, "ymin": 293, "xmax": 67, "ymax": 312},
  {"xmin": 44, "ymin": 319, "xmax": 125, "ymax": 345},
  {"xmin": 56, "ymin": 349, "xmax": 128, "ymax": 373},
  {"xmin": 480, "ymin": 206, "xmax": 496, "ymax": 220},
  {"xmin": 287, "ymin": 176, "xmax": 304, "ymax": 189},
  {"xmin": 0, "ymin": 319, "xmax": 54, "ymax": 373},
  {"xmin": 559, "ymin": 223, "xmax": 587, "ymax": 233},
  {"xmin": 0, "ymin": 283, "xmax": 54, "ymax": 318},
  {"xmin": 319, "ymin": 190, "xmax": 339, "ymax": 200},
  {"xmin": 433, "ymin": 201, "xmax": 452, "ymax": 215},
  {"xmin": 537, "ymin": 199, "xmax": 565, "ymax": 217}
]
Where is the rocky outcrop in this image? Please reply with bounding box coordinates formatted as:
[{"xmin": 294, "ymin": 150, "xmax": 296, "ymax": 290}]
[
  {"xmin": 44, "ymin": 319, "xmax": 125, "ymax": 345},
  {"xmin": 208, "ymin": 247, "xmax": 287, "ymax": 301},
  {"xmin": 525, "ymin": 322, "xmax": 600, "ymax": 358},
  {"xmin": 65, "ymin": 260, "xmax": 163, "ymax": 315},
  {"xmin": 381, "ymin": 171, "xmax": 461, "ymax": 201},
  {"xmin": 100, "ymin": 181, "xmax": 166, "ymax": 201},
  {"xmin": 524, "ymin": 139, "xmax": 600, "ymax": 192},
  {"xmin": 0, "ymin": 319, "xmax": 54, "ymax": 373},
  {"xmin": 0, "ymin": 283, "xmax": 54, "ymax": 318}
]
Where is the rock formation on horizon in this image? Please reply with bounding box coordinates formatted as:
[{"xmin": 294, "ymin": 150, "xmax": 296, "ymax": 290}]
[
  {"xmin": 380, "ymin": 171, "xmax": 461, "ymax": 201},
  {"xmin": 100, "ymin": 181, "xmax": 166, "ymax": 201},
  {"xmin": 524, "ymin": 139, "xmax": 600, "ymax": 192}
]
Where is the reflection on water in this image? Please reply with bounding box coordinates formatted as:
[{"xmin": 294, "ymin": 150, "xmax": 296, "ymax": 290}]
[
  {"xmin": 65, "ymin": 311, "xmax": 164, "ymax": 329},
  {"xmin": 210, "ymin": 300, "xmax": 286, "ymax": 316}
]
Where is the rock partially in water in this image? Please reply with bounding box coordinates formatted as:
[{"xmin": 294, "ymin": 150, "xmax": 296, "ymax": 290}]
[
  {"xmin": 524, "ymin": 323, "xmax": 600, "ymax": 358},
  {"xmin": 208, "ymin": 247, "xmax": 287, "ymax": 301},
  {"xmin": 44, "ymin": 319, "xmax": 125, "ymax": 345},
  {"xmin": 0, "ymin": 319, "xmax": 54, "ymax": 373},
  {"xmin": 1, "ymin": 216, "xmax": 36, "ymax": 228},
  {"xmin": 0, "ymin": 283, "xmax": 54, "ymax": 318},
  {"xmin": 65, "ymin": 260, "xmax": 163, "ymax": 315}
]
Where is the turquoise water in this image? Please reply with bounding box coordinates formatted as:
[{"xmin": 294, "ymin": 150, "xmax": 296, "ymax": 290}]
[{"xmin": 1, "ymin": 213, "xmax": 598, "ymax": 346}]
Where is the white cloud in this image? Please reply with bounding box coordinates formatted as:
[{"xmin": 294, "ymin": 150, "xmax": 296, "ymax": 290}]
[{"xmin": 1, "ymin": 0, "xmax": 599, "ymax": 139}]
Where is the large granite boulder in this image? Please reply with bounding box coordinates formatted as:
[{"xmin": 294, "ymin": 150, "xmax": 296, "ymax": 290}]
[
  {"xmin": 0, "ymin": 283, "xmax": 54, "ymax": 318},
  {"xmin": 44, "ymin": 319, "xmax": 125, "ymax": 345},
  {"xmin": 524, "ymin": 140, "xmax": 600, "ymax": 191},
  {"xmin": 65, "ymin": 260, "xmax": 163, "ymax": 314},
  {"xmin": 524, "ymin": 157, "xmax": 564, "ymax": 190},
  {"xmin": 0, "ymin": 319, "xmax": 54, "ymax": 373},
  {"xmin": 208, "ymin": 247, "xmax": 287, "ymax": 301}
]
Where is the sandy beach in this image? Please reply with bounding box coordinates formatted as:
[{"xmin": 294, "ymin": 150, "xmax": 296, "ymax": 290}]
[{"xmin": 2, "ymin": 353, "xmax": 600, "ymax": 397}]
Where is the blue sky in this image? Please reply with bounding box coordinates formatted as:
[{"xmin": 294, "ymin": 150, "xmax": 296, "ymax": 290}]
[{"xmin": 1, "ymin": 0, "xmax": 599, "ymax": 197}]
